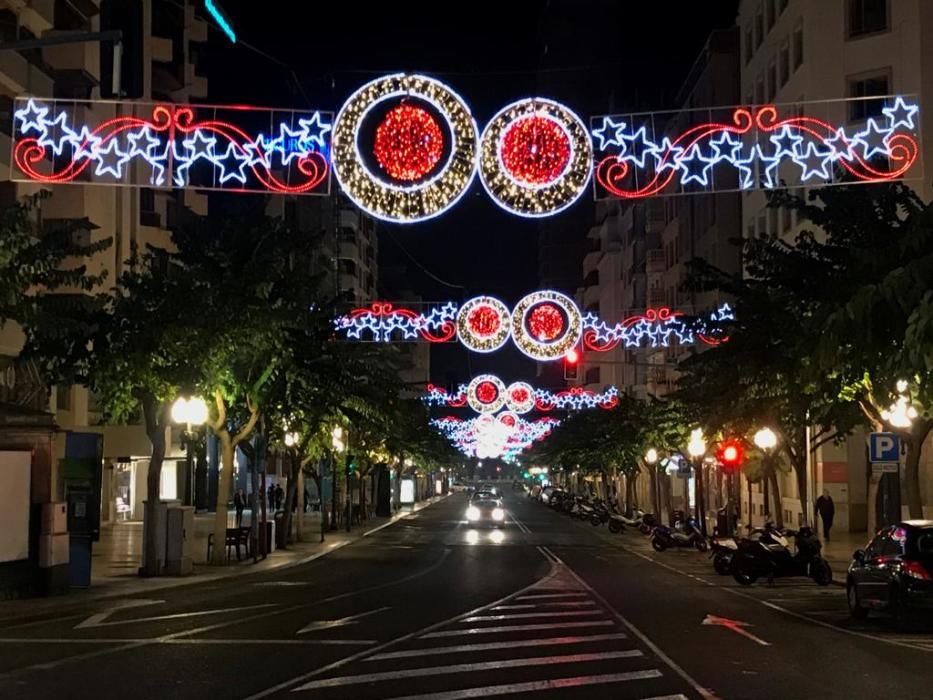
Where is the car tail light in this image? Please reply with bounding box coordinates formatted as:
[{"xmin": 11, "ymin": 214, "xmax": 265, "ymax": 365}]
[{"xmin": 902, "ymin": 560, "xmax": 932, "ymax": 581}]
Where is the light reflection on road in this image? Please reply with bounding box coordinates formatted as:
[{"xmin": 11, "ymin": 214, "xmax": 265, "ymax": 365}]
[{"xmin": 464, "ymin": 527, "xmax": 508, "ymax": 545}]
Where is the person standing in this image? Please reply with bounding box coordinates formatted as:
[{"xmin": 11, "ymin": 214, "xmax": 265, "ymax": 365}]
[
  {"xmin": 268, "ymin": 484, "xmax": 276, "ymax": 512},
  {"xmin": 234, "ymin": 489, "xmax": 246, "ymax": 528},
  {"xmin": 815, "ymin": 490, "xmax": 835, "ymax": 541}
]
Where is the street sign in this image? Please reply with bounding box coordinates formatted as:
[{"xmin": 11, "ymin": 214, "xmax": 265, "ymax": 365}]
[
  {"xmin": 869, "ymin": 432, "xmax": 900, "ymax": 462},
  {"xmin": 872, "ymin": 463, "xmax": 899, "ymax": 475}
]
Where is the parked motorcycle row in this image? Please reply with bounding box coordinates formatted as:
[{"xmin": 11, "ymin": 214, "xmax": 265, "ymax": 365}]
[{"xmin": 530, "ymin": 486, "xmax": 832, "ymax": 587}]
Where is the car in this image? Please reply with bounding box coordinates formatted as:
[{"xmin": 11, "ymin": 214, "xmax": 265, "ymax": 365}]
[
  {"xmin": 847, "ymin": 520, "xmax": 933, "ymax": 622},
  {"xmin": 450, "ymin": 482, "xmax": 467, "ymax": 493},
  {"xmin": 470, "ymin": 489, "xmax": 498, "ymax": 503},
  {"xmin": 465, "ymin": 496, "xmax": 507, "ymax": 527}
]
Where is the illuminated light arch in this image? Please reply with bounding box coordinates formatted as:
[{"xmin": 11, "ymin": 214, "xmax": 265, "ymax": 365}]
[
  {"xmin": 330, "ymin": 73, "xmax": 478, "ymax": 224},
  {"xmin": 466, "ymin": 374, "xmax": 507, "ymax": 414},
  {"xmin": 456, "ymin": 296, "xmax": 511, "ymax": 353},
  {"xmin": 479, "ymin": 98, "xmax": 592, "ymax": 217},
  {"xmin": 511, "ymin": 290, "xmax": 583, "ymax": 361}
]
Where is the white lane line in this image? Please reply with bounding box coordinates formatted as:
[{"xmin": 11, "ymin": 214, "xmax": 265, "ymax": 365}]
[
  {"xmin": 164, "ymin": 639, "xmax": 377, "ymax": 646},
  {"xmin": 640, "ymin": 696, "xmax": 691, "ymax": 700},
  {"xmin": 421, "ymin": 620, "xmax": 615, "ymax": 638},
  {"xmin": 365, "ymin": 671, "xmax": 664, "ymax": 700},
  {"xmin": 490, "ymin": 601, "xmax": 597, "ymax": 611},
  {"xmin": 514, "ymin": 592, "xmax": 588, "ymax": 601},
  {"xmin": 539, "ymin": 546, "xmax": 720, "ymax": 700},
  {"xmin": 366, "ymin": 632, "xmax": 629, "ymax": 661},
  {"xmin": 292, "ymin": 651, "xmax": 647, "ymax": 691},
  {"xmin": 461, "ymin": 609, "xmax": 603, "ymax": 622}
]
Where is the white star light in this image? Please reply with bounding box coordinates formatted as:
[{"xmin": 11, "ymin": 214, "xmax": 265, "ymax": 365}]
[
  {"xmin": 678, "ymin": 145, "xmax": 715, "ymax": 186},
  {"xmin": 793, "ymin": 141, "xmax": 834, "ymax": 181},
  {"xmin": 652, "ymin": 137, "xmax": 685, "ymax": 173},
  {"xmin": 618, "ymin": 126, "xmax": 655, "ymax": 168},
  {"xmin": 36, "ymin": 112, "xmax": 76, "ymax": 156},
  {"xmin": 824, "ymin": 128, "xmax": 855, "ymax": 162},
  {"xmin": 216, "ymin": 143, "xmax": 252, "ymax": 185},
  {"xmin": 755, "ymin": 145, "xmax": 782, "ymax": 189},
  {"xmin": 71, "ymin": 126, "xmax": 103, "ymax": 161},
  {"xmin": 708, "ymin": 131, "xmax": 743, "ymax": 162},
  {"xmin": 851, "ymin": 118, "xmax": 893, "ymax": 160},
  {"xmin": 769, "ymin": 126, "xmax": 805, "ymax": 159},
  {"xmin": 592, "ymin": 117, "xmax": 628, "ymax": 151},
  {"xmin": 273, "ymin": 123, "xmax": 307, "ymax": 166},
  {"xmin": 297, "ymin": 112, "xmax": 332, "ymax": 148},
  {"xmin": 92, "ymin": 138, "xmax": 130, "ymax": 178},
  {"xmin": 15, "ymin": 99, "xmax": 49, "ymax": 136},
  {"xmin": 882, "ymin": 97, "xmax": 919, "ymax": 130}
]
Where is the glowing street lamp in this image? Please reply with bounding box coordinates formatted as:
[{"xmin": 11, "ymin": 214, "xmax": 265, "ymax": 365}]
[
  {"xmin": 687, "ymin": 429, "xmax": 707, "ymax": 535},
  {"xmin": 753, "ymin": 427, "xmax": 778, "ymax": 452},
  {"xmin": 881, "ymin": 380, "xmax": 918, "ymax": 428},
  {"xmin": 171, "ymin": 396, "xmax": 208, "ymax": 507}
]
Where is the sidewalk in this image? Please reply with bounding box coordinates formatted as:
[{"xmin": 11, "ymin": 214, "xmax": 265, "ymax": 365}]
[
  {"xmin": 0, "ymin": 495, "xmax": 448, "ymax": 616},
  {"xmin": 819, "ymin": 529, "xmax": 870, "ymax": 575}
]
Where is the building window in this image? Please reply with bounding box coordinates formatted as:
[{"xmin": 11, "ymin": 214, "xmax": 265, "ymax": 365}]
[
  {"xmin": 755, "ymin": 3, "xmax": 765, "ymax": 48},
  {"xmin": 56, "ymin": 385, "xmax": 71, "ymax": 411},
  {"xmin": 744, "ymin": 23, "xmax": 754, "ymax": 64},
  {"xmin": 585, "ymin": 367, "xmax": 601, "ymax": 385},
  {"xmin": 779, "ymin": 41, "xmax": 790, "ymax": 86},
  {"xmin": 848, "ymin": 0, "xmax": 888, "ymax": 38},
  {"xmin": 792, "ymin": 21, "xmax": 804, "ymax": 70},
  {"xmin": 767, "ymin": 58, "xmax": 777, "ymax": 100},
  {"xmin": 766, "ymin": 0, "xmax": 776, "ymax": 30},
  {"xmin": 848, "ymin": 72, "xmax": 890, "ymax": 121}
]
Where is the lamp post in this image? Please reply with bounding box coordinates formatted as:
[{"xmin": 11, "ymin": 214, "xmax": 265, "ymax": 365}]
[
  {"xmin": 331, "ymin": 426, "xmax": 346, "ymax": 531},
  {"xmin": 877, "ymin": 380, "xmax": 915, "ymax": 525},
  {"xmin": 171, "ymin": 396, "xmax": 208, "ymax": 508},
  {"xmin": 753, "ymin": 427, "xmax": 778, "ymax": 528},
  {"xmin": 687, "ymin": 429, "xmax": 707, "ymax": 535},
  {"xmin": 645, "ymin": 448, "xmax": 660, "ymax": 519}
]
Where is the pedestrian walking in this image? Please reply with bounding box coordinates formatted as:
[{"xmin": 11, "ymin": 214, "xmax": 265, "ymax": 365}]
[
  {"xmin": 268, "ymin": 484, "xmax": 276, "ymax": 512},
  {"xmin": 234, "ymin": 488, "xmax": 246, "ymax": 527},
  {"xmin": 275, "ymin": 484, "xmax": 285, "ymax": 511},
  {"xmin": 815, "ymin": 489, "xmax": 835, "ymax": 541}
]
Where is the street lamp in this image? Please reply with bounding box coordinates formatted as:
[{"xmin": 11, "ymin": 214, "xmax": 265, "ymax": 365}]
[
  {"xmin": 687, "ymin": 429, "xmax": 707, "ymax": 534},
  {"xmin": 171, "ymin": 396, "xmax": 208, "ymax": 507},
  {"xmin": 645, "ymin": 448, "xmax": 661, "ymax": 518},
  {"xmin": 754, "ymin": 427, "xmax": 779, "ymax": 527},
  {"xmin": 881, "ymin": 380, "xmax": 918, "ymax": 428}
]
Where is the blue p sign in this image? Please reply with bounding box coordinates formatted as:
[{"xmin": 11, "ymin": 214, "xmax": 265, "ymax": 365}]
[{"xmin": 869, "ymin": 433, "xmax": 900, "ymax": 462}]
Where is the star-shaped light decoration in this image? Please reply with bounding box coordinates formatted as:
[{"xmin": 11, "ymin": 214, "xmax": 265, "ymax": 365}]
[
  {"xmin": 824, "ymin": 128, "xmax": 855, "ymax": 162},
  {"xmin": 71, "ymin": 125, "xmax": 103, "ymax": 162},
  {"xmin": 297, "ymin": 112, "xmax": 332, "ymax": 149},
  {"xmin": 769, "ymin": 125, "xmax": 805, "ymax": 159},
  {"xmin": 216, "ymin": 143, "xmax": 252, "ymax": 185},
  {"xmin": 677, "ymin": 145, "xmax": 715, "ymax": 187},
  {"xmin": 733, "ymin": 146, "xmax": 758, "ymax": 189},
  {"xmin": 708, "ymin": 131, "xmax": 744, "ymax": 163},
  {"xmin": 882, "ymin": 97, "xmax": 919, "ymax": 131},
  {"xmin": 793, "ymin": 141, "xmax": 834, "ymax": 181},
  {"xmin": 36, "ymin": 112, "xmax": 76, "ymax": 156},
  {"xmin": 15, "ymin": 99, "xmax": 50, "ymax": 137},
  {"xmin": 592, "ymin": 117, "xmax": 628, "ymax": 152},
  {"xmin": 651, "ymin": 137, "xmax": 685, "ymax": 173},
  {"xmin": 754, "ymin": 144, "xmax": 782, "ymax": 189},
  {"xmin": 851, "ymin": 118, "xmax": 893, "ymax": 160},
  {"xmin": 618, "ymin": 126, "xmax": 655, "ymax": 169},
  {"xmin": 92, "ymin": 138, "xmax": 130, "ymax": 178}
]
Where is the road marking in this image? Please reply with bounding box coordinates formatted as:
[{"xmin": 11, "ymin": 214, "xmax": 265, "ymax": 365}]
[
  {"xmin": 164, "ymin": 639, "xmax": 377, "ymax": 646},
  {"xmin": 292, "ymin": 651, "xmax": 648, "ymax": 691},
  {"xmin": 252, "ymin": 581, "xmax": 312, "ymax": 587},
  {"xmin": 460, "ymin": 609, "xmax": 602, "ymax": 622},
  {"xmin": 640, "ymin": 696, "xmax": 691, "ymax": 700},
  {"xmin": 348, "ymin": 671, "xmax": 664, "ymax": 700},
  {"xmin": 490, "ymin": 601, "xmax": 597, "ymax": 610},
  {"xmin": 538, "ymin": 546, "xmax": 720, "ymax": 700},
  {"xmin": 702, "ymin": 614, "xmax": 771, "ymax": 646},
  {"xmin": 367, "ymin": 632, "xmax": 629, "ymax": 660},
  {"xmin": 297, "ymin": 606, "xmax": 391, "ymax": 634},
  {"xmin": 514, "ymin": 592, "xmax": 587, "ymax": 601},
  {"xmin": 74, "ymin": 599, "xmax": 165, "ymax": 629},
  {"xmin": 421, "ymin": 620, "xmax": 615, "ymax": 638},
  {"xmin": 75, "ymin": 602, "xmax": 276, "ymax": 629}
]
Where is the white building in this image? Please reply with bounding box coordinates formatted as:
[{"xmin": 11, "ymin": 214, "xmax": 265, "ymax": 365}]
[{"xmin": 738, "ymin": 0, "xmax": 933, "ymax": 529}]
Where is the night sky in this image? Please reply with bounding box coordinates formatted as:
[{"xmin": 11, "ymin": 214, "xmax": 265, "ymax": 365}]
[{"xmin": 206, "ymin": 1, "xmax": 739, "ymax": 385}]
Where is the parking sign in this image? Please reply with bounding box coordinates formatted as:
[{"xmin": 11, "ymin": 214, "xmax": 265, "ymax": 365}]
[{"xmin": 869, "ymin": 433, "xmax": 900, "ymax": 462}]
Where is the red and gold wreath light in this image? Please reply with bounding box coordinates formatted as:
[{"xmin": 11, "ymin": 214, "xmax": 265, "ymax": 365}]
[
  {"xmin": 456, "ymin": 295, "xmax": 511, "ymax": 353},
  {"xmin": 505, "ymin": 381, "xmax": 536, "ymax": 414},
  {"xmin": 511, "ymin": 290, "xmax": 582, "ymax": 361},
  {"xmin": 467, "ymin": 374, "xmax": 507, "ymax": 414},
  {"xmin": 479, "ymin": 98, "xmax": 592, "ymax": 218},
  {"xmin": 331, "ymin": 73, "xmax": 478, "ymax": 224}
]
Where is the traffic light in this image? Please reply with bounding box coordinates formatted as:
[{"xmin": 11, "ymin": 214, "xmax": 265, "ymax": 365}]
[
  {"xmin": 716, "ymin": 439, "xmax": 745, "ymax": 472},
  {"xmin": 345, "ymin": 454, "xmax": 357, "ymax": 474},
  {"xmin": 563, "ymin": 347, "xmax": 580, "ymax": 381}
]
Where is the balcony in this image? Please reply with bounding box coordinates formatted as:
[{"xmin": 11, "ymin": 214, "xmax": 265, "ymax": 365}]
[
  {"xmin": 646, "ymin": 248, "xmax": 665, "ymax": 273},
  {"xmin": 151, "ymin": 36, "xmax": 173, "ymax": 64},
  {"xmin": 0, "ymin": 51, "xmax": 30, "ymax": 94},
  {"xmin": 187, "ymin": 7, "xmax": 208, "ymax": 43},
  {"xmin": 42, "ymin": 31, "xmax": 99, "ymax": 78},
  {"xmin": 339, "ymin": 240, "xmax": 359, "ymax": 260},
  {"xmin": 14, "ymin": 0, "xmax": 54, "ymax": 36},
  {"xmin": 339, "ymin": 209, "xmax": 360, "ymax": 229}
]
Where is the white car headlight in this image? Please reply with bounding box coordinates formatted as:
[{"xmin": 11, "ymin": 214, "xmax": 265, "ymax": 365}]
[
  {"xmin": 466, "ymin": 506, "xmax": 480, "ymax": 521},
  {"xmin": 492, "ymin": 508, "xmax": 505, "ymax": 521}
]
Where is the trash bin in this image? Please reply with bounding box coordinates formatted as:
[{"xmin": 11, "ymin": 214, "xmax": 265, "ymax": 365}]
[
  {"xmin": 68, "ymin": 535, "xmax": 92, "ymax": 588},
  {"xmin": 274, "ymin": 511, "xmax": 286, "ymax": 549}
]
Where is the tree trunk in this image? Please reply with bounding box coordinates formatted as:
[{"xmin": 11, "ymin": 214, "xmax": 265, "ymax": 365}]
[
  {"xmin": 661, "ymin": 473, "xmax": 674, "ymax": 525},
  {"xmin": 648, "ymin": 464, "xmax": 658, "ymax": 517},
  {"xmin": 624, "ymin": 474, "xmax": 636, "ymax": 516},
  {"xmin": 296, "ymin": 467, "xmax": 305, "ymax": 541},
  {"xmin": 211, "ymin": 435, "xmax": 235, "ymax": 564},
  {"xmin": 903, "ymin": 421, "xmax": 932, "ymax": 519},
  {"xmin": 282, "ymin": 451, "xmax": 299, "ymax": 547},
  {"xmin": 140, "ymin": 395, "xmax": 168, "ymax": 577},
  {"xmin": 792, "ymin": 454, "xmax": 809, "ymax": 526},
  {"xmin": 769, "ymin": 470, "xmax": 783, "ymax": 528}
]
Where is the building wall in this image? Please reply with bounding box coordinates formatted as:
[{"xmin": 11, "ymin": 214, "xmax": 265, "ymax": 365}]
[{"xmin": 738, "ymin": 0, "xmax": 933, "ymax": 529}]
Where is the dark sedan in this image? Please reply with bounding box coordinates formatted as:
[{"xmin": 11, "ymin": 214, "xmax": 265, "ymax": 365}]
[{"xmin": 847, "ymin": 520, "xmax": 933, "ymax": 621}]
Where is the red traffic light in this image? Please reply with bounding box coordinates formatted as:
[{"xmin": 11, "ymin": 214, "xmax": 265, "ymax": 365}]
[
  {"xmin": 716, "ymin": 438, "xmax": 745, "ymax": 471},
  {"xmin": 565, "ymin": 348, "xmax": 580, "ymax": 364}
]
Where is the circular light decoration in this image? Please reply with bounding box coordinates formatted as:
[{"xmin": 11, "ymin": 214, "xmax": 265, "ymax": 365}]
[
  {"xmin": 373, "ymin": 104, "xmax": 444, "ymax": 181},
  {"xmin": 497, "ymin": 411, "xmax": 519, "ymax": 428},
  {"xmin": 456, "ymin": 296, "xmax": 511, "ymax": 353},
  {"xmin": 331, "ymin": 73, "xmax": 478, "ymax": 223},
  {"xmin": 505, "ymin": 381, "xmax": 536, "ymax": 414},
  {"xmin": 511, "ymin": 290, "xmax": 582, "ymax": 361},
  {"xmin": 479, "ymin": 98, "xmax": 592, "ymax": 218},
  {"xmin": 467, "ymin": 374, "xmax": 507, "ymax": 414}
]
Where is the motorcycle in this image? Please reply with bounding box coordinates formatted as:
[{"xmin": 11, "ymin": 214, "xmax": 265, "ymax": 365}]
[
  {"xmin": 709, "ymin": 536, "xmax": 738, "ymax": 575},
  {"xmin": 650, "ymin": 518, "xmax": 708, "ymax": 552},
  {"xmin": 730, "ymin": 526, "xmax": 832, "ymax": 586},
  {"xmin": 589, "ymin": 500, "xmax": 613, "ymax": 526}
]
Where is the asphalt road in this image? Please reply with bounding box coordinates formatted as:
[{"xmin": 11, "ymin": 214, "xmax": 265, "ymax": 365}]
[{"xmin": 1, "ymin": 490, "xmax": 932, "ymax": 700}]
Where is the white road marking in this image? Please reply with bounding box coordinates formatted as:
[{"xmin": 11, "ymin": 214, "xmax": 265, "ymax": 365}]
[
  {"xmin": 297, "ymin": 606, "xmax": 391, "ymax": 634},
  {"xmin": 252, "ymin": 581, "xmax": 312, "ymax": 587},
  {"xmin": 702, "ymin": 614, "xmax": 770, "ymax": 646},
  {"xmin": 366, "ymin": 632, "xmax": 630, "ymax": 660},
  {"xmin": 421, "ymin": 620, "xmax": 615, "ymax": 638},
  {"xmin": 355, "ymin": 671, "xmax": 664, "ymax": 700},
  {"xmin": 461, "ymin": 609, "xmax": 602, "ymax": 622},
  {"xmin": 75, "ymin": 602, "xmax": 276, "ymax": 630},
  {"xmin": 291, "ymin": 651, "xmax": 647, "ymax": 691},
  {"xmin": 640, "ymin": 696, "xmax": 691, "ymax": 700},
  {"xmin": 165, "ymin": 639, "xmax": 377, "ymax": 646},
  {"xmin": 74, "ymin": 599, "xmax": 165, "ymax": 629},
  {"xmin": 490, "ymin": 601, "xmax": 597, "ymax": 610},
  {"xmin": 514, "ymin": 592, "xmax": 588, "ymax": 601}
]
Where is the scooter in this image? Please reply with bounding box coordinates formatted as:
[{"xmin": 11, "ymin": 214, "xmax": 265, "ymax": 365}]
[
  {"xmin": 709, "ymin": 536, "xmax": 738, "ymax": 575},
  {"xmin": 730, "ymin": 526, "xmax": 832, "ymax": 586},
  {"xmin": 650, "ymin": 518, "xmax": 708, "ymax": 552},
  {"xmin": 589, "ymin": 500, "xmax": 612, "ymax": 526}
]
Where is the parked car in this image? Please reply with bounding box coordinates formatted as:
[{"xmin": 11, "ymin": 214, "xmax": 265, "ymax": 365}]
[
  {"xmin": 450, "ymin": 482, "xmax": 467, "ymax": 492},
  {"xmin": 847, "ymin": 520, "xmax": 933, "ymax": 623}
]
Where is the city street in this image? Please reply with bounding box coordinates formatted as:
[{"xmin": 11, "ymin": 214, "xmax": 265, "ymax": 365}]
[{"xmin": 1, "ymin": 492, "xmax": 931, "ymax": 700}]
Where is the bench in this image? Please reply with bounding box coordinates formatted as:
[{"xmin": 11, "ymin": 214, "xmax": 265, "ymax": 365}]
[{"xmin": 207, "ymin": 527, "xmax": 251, "ymax": 562}]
